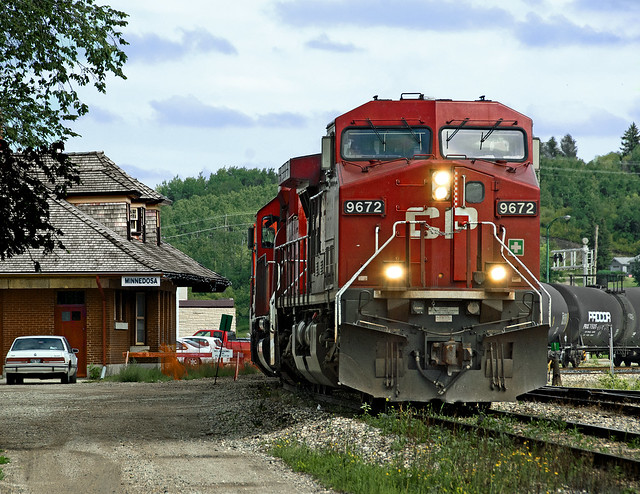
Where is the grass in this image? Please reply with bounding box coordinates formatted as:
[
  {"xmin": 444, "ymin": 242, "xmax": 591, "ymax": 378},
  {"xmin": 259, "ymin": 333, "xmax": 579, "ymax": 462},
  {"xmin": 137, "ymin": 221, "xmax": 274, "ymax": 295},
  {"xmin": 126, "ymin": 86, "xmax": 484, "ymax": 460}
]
[
  {"xmin": 102, "ymin": 361, "xmax": 258, "ymax": 382},
  {"xmin": 0, "ymin": 451, "xmax": 8, "ymax": 481},
  {"xmin": 597, "ymin": 372, "xmax": 640, "ymax": 390},
  {"xmin": 269, "ymin": 405, "xmax": 637, "ymax": 493}
]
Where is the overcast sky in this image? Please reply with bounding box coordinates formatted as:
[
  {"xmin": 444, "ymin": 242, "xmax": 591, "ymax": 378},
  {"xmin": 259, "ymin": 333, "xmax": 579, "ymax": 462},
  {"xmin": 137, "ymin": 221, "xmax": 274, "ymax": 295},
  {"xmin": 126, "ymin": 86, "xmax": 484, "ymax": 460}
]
[{"xmin": 65, "ymin": 0, "xmax": 640, "ymax": 188}]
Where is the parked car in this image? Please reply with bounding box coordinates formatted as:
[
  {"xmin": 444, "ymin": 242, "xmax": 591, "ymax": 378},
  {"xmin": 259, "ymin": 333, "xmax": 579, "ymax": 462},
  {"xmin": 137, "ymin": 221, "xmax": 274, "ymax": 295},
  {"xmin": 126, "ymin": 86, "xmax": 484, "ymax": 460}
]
[
  {"xmin": 176, "ymin": 337, "xmax": 221, "ymax": 365},
  {"xmin": 192, "ymin": 329, "xmax": 251, "ymax": 355},
  {"xmin": 4, "ymin": 335, "xmax": 79, "ymax": 384}
]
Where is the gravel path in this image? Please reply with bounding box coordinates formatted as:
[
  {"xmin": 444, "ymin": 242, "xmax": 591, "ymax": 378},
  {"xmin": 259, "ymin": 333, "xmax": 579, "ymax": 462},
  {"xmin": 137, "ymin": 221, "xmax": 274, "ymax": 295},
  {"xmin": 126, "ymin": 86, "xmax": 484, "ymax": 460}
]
[{"xmin": 0, "ymin": 374, "xmax": 336, "ymax": 494}]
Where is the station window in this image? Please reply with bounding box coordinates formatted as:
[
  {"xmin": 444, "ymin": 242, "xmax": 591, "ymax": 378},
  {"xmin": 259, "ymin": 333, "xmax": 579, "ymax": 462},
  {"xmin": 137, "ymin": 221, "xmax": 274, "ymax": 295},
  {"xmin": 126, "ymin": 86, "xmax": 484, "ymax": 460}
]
[
  {"xmin": 135, "ymin": 292, "xmax": 146, "ymax": 345},
  {"xmin": 130, "ymin": 206, "xmax": 146, "ymax": 235},
  {"xmin": 115, "ymin": 290, "xmax": 126, "ymax": 321}
]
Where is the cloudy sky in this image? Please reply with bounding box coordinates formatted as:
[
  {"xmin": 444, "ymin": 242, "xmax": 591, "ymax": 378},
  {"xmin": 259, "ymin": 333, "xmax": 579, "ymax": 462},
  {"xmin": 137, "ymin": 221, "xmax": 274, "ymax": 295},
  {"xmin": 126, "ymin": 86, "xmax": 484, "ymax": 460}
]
[{"xmin": 65, "ymin": 0, "xmax": 640, "ymax": 188}]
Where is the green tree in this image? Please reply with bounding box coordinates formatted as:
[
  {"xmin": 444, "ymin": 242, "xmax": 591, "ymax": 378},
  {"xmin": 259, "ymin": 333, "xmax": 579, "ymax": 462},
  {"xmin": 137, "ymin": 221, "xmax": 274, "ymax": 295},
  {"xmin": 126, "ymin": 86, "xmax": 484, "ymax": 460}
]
[
  {"xmin": 542, "ymin": 136, "xmax": 560, "ymax": 158},
  {"xmin": 560, "ymin": 134, "xmax": 578, "ymax": 158},
  {"xmin": 630, "ymin": 258, "xmax": 640, "ymax": 286},
  {"xmin": 620, "ymin": 122, "xmax": 640, "ymax": 157},
  {"xmin": 0, "ymin": 0, "xmax": 128, "ymax": 260}
]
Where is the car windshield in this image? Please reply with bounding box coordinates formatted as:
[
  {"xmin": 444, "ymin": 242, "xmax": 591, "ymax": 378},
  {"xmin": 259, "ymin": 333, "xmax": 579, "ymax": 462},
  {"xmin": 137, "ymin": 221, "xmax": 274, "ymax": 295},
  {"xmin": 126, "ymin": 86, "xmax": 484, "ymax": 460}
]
[
  {"xmin": 440, "ymin": 128, "xmax": 526, "ymax": 160},
  {"xmin": 342, "ymin": 127, "xmax": 431, "ymax": 160},
  {"xmin": 12, "ymin": 338, "xmax": 64, "ymax": 351}
]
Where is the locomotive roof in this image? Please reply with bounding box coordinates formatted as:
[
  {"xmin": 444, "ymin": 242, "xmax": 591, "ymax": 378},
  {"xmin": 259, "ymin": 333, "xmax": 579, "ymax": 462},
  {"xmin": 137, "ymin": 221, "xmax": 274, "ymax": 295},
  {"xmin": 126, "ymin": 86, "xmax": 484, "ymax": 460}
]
[{"xmin": 328, "ymin": 96, "xmax": 532, "ymax": 129}]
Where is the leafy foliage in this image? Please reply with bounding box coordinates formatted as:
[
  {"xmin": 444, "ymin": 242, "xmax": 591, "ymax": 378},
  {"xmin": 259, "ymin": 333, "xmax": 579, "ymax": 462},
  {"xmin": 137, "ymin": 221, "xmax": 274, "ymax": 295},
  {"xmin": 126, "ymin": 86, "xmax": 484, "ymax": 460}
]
[
  {"xmin": 1, "ymin": 0, "xmax": 128, "ymax": 147},
  {"xmin": 0, "ymin": 0, "xmax": 128, "ymax": 259},
  {"xmin": 0, "ymin": 142, "xmax": 79, "ymax": 264},
  {"xmin": 157, "ymin": 167, "xmax": 278, "ymax": 202}
]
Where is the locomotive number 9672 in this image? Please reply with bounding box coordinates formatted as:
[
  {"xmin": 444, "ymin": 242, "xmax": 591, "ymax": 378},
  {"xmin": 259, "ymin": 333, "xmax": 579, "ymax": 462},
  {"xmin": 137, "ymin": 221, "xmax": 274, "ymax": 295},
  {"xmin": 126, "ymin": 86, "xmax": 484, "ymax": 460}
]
[
  {"xmin": 496, "ymin": 200, "xmax": 537, "ymax": 216},
  {"xmin": 343, "ymin": 199, "xmax": 385, "ymax": 215}
]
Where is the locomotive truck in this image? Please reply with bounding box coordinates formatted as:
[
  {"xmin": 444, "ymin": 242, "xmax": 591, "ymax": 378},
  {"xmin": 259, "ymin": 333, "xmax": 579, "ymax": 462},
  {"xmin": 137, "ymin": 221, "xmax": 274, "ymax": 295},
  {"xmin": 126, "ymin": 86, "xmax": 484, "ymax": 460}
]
[{"xmin": 249, "ymin": 94, "xmax": 549, "ymax": 403}]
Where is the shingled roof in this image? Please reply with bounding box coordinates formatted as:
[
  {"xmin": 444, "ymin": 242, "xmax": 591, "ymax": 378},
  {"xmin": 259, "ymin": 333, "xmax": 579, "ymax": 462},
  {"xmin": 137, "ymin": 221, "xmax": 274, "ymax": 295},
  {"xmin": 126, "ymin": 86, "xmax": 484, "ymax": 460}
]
[
  {"xmin": 0, "ymin": 152, "xmax": 230, "ymax": 292},
  {"xmin": 62, "ymin": 152, "xmax": 169, "ymax": 204}
]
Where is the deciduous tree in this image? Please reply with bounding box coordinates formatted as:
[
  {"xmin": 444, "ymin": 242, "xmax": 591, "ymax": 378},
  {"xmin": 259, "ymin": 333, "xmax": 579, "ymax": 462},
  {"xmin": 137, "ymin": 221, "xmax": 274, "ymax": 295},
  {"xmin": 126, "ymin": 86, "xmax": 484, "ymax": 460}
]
[{"xmin": 0, "ymin": 0, "xmax": 128, "ymax": 260}]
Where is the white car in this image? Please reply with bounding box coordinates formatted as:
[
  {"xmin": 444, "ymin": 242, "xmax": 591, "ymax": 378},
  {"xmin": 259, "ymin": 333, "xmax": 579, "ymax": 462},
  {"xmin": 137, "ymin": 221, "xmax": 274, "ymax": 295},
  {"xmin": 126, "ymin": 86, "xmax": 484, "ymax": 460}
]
[
  {"xmin": 4, "ymin": 335, "xmax": 79, "ymax": 384},
  {"xmin": 176, "ymin": 337, "xmax": 219, "ymax": 365}
]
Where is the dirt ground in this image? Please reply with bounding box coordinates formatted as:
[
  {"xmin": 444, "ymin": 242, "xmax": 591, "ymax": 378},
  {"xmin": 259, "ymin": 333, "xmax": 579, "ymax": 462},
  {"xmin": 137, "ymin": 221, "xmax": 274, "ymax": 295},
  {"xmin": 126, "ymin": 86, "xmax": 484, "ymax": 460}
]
[{"xmin": 0, "ymin": 374, "xmax": 334, "ymax": 493}]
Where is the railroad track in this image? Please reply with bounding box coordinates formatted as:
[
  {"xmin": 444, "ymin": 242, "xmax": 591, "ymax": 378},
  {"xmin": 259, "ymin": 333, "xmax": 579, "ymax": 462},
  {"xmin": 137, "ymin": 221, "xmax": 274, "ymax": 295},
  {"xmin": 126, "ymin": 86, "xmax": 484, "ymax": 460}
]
[
  {"xmin": 290, "ymin": 383, "xmax": 640, "ymax": 480},
  {"xmin": 520, "ymin": 386, "xmax": 640, "ymax": 415},
  {"xmin": 561, "ymin": 366, "xmax": 640, "ymax": 374},
  {"xmin": 425, "ymin": 411, "xmax": 640, "ymax": 479}
]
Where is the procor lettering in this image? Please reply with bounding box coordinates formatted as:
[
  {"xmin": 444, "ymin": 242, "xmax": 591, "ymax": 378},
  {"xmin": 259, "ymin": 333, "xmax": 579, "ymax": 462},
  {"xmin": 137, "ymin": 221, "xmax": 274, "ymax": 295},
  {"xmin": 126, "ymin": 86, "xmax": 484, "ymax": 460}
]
[{"xmin": 588, "ymin": 311, "xmax": 611, "ymax": 323}]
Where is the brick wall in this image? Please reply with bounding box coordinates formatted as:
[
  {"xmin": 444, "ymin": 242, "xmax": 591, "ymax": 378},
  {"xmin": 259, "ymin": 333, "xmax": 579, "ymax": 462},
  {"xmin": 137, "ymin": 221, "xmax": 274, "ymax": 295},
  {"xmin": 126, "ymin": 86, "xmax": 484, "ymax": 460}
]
[{"xmin": 2, "ymin": 289, "xmax": 56, "ymax": 349}]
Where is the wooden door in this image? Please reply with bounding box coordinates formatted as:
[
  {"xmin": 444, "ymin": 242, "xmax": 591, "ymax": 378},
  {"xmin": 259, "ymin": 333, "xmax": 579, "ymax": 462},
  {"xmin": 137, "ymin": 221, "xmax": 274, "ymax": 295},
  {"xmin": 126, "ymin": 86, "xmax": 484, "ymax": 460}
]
[{"xmin": 55, "ymin": 305, "xmax": 87, "ymax": 377}]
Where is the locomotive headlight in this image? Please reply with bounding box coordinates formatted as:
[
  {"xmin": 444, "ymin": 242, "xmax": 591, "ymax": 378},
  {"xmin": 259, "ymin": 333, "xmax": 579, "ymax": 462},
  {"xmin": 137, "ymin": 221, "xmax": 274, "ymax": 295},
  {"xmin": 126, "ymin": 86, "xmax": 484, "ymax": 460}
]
[
  {"xmin": 487, "ymin": 264, "xmax": 508, "ymax": 283},
  {"xmin": 432, "ymin": 170, "xmax": 451, "ymax": 201},
  {"xmin": 384, "ymin": 263, "xmax": 404, "ymax": 281}
]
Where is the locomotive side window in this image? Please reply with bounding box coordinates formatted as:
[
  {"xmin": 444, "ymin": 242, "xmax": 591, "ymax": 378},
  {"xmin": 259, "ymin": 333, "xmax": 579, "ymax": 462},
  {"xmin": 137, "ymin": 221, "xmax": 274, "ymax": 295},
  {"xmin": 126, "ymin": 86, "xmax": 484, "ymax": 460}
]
[
  {"xmin": 441, "ymin": 128, "xmax": 526, "ymax": 161},
  {"xmin": 465, "ymin": 181, "xmax": 485, "ymax": 203},
  {"xmin": 261, "ymin": 215, "xmax": 278, "ymax": 248},
  {"xmin": 342, "ymin": 127, "xmax": 431, "ymax": 160}
]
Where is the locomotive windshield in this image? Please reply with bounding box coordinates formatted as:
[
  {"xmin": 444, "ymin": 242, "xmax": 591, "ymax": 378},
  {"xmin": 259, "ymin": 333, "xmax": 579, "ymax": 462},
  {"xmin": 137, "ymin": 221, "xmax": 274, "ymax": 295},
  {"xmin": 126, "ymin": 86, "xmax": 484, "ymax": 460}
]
[
  {"xmin": 342, "ymin": 127, "xmax": 431, "ymax": 160},
  {"xmin": 440, "ymin": 128, "xmax": 526, "ymax": 161}
]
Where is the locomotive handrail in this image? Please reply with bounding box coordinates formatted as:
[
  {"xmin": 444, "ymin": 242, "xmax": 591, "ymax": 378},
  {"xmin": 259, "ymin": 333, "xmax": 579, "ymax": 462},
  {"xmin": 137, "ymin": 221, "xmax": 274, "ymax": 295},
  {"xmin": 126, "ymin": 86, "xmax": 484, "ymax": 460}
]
[
  {"xmin": 335, "ymin": 219, "xmax": 551, "ymax": 341},
  {"xmin": 275, "ymin": 235, "xmax": 309, "ymax": 307},
  {"xmin": 335, "ymin": 219, "xmax": 430, "ymax": 342},
  {"xmin": 472, "ymin": 221, "xmax": 550, "ymax": 327}
]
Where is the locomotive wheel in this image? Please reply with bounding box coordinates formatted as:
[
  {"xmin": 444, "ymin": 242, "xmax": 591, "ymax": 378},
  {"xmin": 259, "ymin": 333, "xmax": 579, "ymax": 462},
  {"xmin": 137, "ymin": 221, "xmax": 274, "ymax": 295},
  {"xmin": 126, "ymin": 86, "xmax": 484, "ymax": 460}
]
[{"xmin": 613, "ymin": 355, "xmax": 623, "ymax": 367}]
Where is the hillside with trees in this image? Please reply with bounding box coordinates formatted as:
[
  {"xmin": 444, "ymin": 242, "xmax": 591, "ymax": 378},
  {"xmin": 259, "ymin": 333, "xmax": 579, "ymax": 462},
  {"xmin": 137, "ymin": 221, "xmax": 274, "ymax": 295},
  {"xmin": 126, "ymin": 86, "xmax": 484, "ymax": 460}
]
[
  {"xmin": 159, "ymin": 124, "xmax": 640, "ymax": 329},
  {"xmin": 540, "ymin": 123, "xmax": 640, "ymax": 272},
  {"xmin": 158, "ymin": 167, "xmax": 278, "ymax": 331}
]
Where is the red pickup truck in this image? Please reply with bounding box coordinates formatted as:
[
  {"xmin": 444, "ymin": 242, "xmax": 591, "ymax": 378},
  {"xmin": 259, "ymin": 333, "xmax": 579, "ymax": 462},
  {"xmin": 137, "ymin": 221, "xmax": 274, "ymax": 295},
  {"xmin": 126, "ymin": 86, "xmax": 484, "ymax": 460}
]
[{"xmin": 192, "ymin": 329, "xmax": 251, "ymax": 356}]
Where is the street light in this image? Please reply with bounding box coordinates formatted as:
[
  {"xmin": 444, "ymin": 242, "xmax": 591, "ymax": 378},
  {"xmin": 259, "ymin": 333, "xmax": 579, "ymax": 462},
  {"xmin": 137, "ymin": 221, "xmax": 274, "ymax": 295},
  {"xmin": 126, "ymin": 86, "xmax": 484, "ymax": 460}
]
[{"xmin": 545, "ymin": 215, "xmax": 571, "ymax": 283}]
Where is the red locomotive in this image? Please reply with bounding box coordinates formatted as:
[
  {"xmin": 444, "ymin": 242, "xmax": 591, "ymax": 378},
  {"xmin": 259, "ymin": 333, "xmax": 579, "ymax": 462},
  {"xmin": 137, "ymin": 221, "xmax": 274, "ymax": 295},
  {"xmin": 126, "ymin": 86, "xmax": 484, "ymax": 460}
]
[{"xmin": 249, "ymin": 94, "xmax": 548, "ymax": 403}]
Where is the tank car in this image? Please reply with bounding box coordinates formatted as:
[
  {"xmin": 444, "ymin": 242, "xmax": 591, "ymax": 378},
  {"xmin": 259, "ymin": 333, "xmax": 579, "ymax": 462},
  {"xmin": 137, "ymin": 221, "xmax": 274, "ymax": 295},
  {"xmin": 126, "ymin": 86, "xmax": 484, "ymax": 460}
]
[
  {"xmin": 249, "ymin": 94, "xmax": 549, "ymax": 403},
  {"xmin": 547, "ymin": 282, "xmax": 640, "ymax": 367}
]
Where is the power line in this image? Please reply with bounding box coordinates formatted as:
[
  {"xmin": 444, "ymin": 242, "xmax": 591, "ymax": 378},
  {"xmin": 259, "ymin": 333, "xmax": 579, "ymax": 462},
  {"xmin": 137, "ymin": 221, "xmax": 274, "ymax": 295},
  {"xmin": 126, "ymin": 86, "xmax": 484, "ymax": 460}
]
[
  {"xmin": 163, "ymin": 221, "xmax": 255, "ymax": 239},
  {"xmin": 541, "ymin": 165, "xmax": 640, "ymax": 176},
  {"xmin": 163, "ymin": 211, "xmax": 255, "ymax": 229}
]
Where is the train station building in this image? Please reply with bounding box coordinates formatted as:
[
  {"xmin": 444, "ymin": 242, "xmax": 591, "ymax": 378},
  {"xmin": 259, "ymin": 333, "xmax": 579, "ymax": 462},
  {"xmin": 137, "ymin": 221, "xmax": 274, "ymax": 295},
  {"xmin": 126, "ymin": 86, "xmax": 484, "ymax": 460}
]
[{"xmin": 0, "ymin": 152, "xmax": 230, "ymax": 377}]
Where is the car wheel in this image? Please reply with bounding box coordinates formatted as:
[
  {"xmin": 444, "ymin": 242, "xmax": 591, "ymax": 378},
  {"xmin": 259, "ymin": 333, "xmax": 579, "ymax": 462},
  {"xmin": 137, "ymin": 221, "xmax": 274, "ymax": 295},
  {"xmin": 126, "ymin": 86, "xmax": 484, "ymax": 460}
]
[
  {"xmin": 69, "ymin": 371, "xmax": 77, "ymax": 384},
  {"xmin": 6, "ymin": 374, "xmax": 16, "ymax": 385},
  {"xmin": 186, "ymin": 357, "xmax": 200, "ymax": 366},
  {"xmin": 61, "ymin": 372, "xmax": 69, "ymax": 384}
]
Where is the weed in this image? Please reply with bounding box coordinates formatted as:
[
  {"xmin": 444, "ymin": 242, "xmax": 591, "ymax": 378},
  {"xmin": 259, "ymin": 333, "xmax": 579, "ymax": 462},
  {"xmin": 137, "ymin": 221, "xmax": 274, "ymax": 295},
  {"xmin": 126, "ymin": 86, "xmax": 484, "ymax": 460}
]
[
  {"xmin": 87, "ymin": 364, "xmax": 102, "ymax": 380},
  {"xmin": 0, "ymin": 450, "xmax": 9, "ymax": 482}
]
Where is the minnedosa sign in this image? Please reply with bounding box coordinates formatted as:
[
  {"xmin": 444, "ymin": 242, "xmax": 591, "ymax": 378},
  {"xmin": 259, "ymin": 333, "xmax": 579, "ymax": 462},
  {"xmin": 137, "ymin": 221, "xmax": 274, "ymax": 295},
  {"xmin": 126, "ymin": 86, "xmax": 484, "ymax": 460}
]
[{"xmin": 121, "ymin": 276, "xmax": 161, "ymax": 287}]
